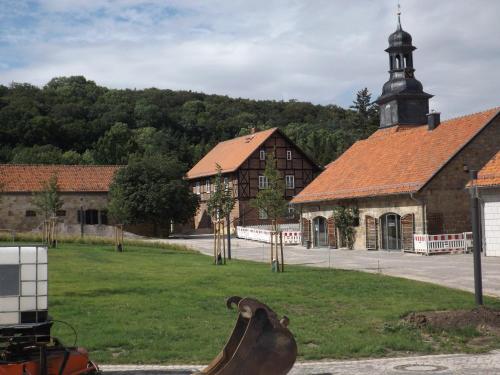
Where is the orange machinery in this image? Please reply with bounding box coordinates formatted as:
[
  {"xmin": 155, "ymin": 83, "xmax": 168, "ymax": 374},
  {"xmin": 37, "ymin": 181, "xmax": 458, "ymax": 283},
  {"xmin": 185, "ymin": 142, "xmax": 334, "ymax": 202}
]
[{"xmin": 0, "ymin": 321, "xmax": 99, "ymax": 375}]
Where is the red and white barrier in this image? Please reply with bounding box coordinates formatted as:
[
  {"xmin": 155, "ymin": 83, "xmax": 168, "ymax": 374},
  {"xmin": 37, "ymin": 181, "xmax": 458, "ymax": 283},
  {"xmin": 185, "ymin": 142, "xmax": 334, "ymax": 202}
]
[
  {"xmin": 414, "ymin": 232, "xmax": 473, "ymax": 255},
  {"xmin": 236, "ymin": 226, "xmax": 302, "ymax": 245}
]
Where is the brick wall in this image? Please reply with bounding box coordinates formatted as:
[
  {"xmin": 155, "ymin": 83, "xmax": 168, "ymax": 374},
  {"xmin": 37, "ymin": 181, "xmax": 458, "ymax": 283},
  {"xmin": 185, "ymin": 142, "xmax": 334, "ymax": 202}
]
[{"xmin": 421, "ymin": 115, "xmax": 500, "ymax": 234}]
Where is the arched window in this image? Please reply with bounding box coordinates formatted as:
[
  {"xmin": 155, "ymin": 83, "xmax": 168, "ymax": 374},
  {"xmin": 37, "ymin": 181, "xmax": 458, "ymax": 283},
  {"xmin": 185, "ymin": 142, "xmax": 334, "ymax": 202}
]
[
  {"xmin": 395, "ymin": 55, "xmax": 402, "ymax": 69},
  {"xmin": 312, "ymin": 216, "xmax": 328, "ymax": 247},
  {"xmin": 380, "ymin": 213, "xmax": 402, "ymax": 250},
  {"xmin": 404, "ymin": 54, "xmax": 412, "ymax": 68}
]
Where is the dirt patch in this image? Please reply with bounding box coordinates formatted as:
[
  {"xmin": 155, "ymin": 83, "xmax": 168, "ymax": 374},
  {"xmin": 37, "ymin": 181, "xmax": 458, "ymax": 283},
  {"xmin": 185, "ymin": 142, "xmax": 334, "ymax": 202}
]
[{"xmin": 404, "ymin": 306, "xmax": 500, "ymax": 333}]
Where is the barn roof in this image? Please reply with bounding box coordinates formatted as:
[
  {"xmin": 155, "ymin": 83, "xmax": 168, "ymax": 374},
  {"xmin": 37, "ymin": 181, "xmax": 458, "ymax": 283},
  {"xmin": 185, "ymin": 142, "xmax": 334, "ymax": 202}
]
[
  {"xmin": 292, "ymin": 107, "xmax": 500, "ymax": 204},
  {"xmin": 186, "ymin": 128, "xmax": 278, "ymax": 179},
  {"xmin": 186, "ymin": 127, "xmax": 319, "ymax": 179},
  {"xmin": 475, "ymin": 150, "xmax": 500, "ymax": 188},
  {"xmin": 0, "ymin": 164, "xmax": 121, "ymax": 193}
]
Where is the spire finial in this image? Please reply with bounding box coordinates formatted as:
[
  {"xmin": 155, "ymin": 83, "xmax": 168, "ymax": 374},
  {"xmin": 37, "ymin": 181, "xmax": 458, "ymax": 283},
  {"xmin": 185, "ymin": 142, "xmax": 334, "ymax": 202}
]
[{"xmin": 397, "ymin": 1, "xmax": 402, "ymax": 30}]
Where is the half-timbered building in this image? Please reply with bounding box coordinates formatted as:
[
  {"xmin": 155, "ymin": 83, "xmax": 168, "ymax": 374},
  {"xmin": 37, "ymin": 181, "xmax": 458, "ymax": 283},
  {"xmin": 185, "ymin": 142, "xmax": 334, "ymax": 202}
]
[{"xmin": 186, "ymin": 128, "xmax": 320, "ymax": 231}]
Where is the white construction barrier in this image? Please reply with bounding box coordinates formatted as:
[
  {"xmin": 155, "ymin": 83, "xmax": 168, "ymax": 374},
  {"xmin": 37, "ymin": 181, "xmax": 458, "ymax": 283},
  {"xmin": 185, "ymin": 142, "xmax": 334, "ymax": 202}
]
[
  {"xmin": 414, "ymin": 232, "xmax": 473, "ymax": 255},
  {"xmin": 237, "ymin": 225, "xmax": 302, "ymax": 245}
]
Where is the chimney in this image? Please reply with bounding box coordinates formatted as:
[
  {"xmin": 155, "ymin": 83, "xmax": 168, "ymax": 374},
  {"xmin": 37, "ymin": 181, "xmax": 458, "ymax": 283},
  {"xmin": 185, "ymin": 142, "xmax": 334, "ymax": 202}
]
[
  {"xmin": 250, "ymin": 127, "xmax": 257, "ymax": 134},
  {"xmin": 427, "ymin": 111, "xmax": 440, "ymax": 130}
]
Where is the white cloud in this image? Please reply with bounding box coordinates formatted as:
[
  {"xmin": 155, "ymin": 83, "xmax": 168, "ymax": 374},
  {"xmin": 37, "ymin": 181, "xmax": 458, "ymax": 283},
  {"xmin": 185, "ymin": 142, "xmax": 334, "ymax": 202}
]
[{"xmin": 0, "ymin": 0, "xmax": 499, "ymax": 118}]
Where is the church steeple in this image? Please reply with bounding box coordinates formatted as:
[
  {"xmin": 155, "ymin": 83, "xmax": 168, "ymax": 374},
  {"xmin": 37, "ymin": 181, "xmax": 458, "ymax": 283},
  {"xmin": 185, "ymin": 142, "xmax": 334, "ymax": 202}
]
[{"xmin": 376, "ymin": 7, "xmax": 433, "ymax": 128}]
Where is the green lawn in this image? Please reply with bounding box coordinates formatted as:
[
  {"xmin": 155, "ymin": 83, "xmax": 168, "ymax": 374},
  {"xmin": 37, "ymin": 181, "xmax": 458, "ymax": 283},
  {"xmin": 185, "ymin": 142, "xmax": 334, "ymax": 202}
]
[{"xmin": 45, "ymin": 243, "xmax": 500, "ymax": 364}]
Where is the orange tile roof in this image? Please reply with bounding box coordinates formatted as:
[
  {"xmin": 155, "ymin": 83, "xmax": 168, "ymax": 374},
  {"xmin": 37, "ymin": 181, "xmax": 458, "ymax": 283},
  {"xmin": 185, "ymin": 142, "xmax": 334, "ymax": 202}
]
[
  {"xmin": 186, "ymin": 128, "xmax": 279, "ymax": 179},
  {"xmin": 293, "ymin": 108, "xmax": 500, "ymax": 204},
  {"xmin": 475, "ymin": 150, "xmax": 500, "ymax": 188},
  {"xmin": 0, "ymin": 165, "xmax": 121, "ymax": 193}
]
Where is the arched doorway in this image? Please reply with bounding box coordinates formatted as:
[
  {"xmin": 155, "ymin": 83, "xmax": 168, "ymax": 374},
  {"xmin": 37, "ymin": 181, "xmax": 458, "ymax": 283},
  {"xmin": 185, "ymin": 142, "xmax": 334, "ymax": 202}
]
[
  {"xmin": 380, "ymin": 213, "xmax": 402, "ymax": 250},
  {"xmin": 313, "ymin": 216, "xmax": 328, "ymax": 247}
]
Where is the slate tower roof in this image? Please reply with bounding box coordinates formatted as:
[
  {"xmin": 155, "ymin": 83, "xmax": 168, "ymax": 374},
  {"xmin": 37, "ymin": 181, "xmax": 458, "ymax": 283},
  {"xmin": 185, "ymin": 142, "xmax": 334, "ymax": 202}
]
[{"xmin": 376, "ymin": 10, "xmax": 432, "ymax": 128}]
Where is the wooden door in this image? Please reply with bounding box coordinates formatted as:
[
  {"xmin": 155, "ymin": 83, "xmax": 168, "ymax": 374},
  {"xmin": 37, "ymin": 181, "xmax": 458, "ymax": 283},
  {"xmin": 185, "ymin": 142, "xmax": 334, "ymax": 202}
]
[
  {"xmin": 365, "ymin": 215, "xmax": 378, "ymax": 250},
  {"xmin": 401, "ymin": 213, "xmax": 415, "ymax": 251}
]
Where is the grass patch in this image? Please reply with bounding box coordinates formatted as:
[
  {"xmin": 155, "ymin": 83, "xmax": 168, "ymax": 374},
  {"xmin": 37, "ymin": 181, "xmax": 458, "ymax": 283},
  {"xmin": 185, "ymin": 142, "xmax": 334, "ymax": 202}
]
[
  {"xmin": 43, "ymin": 243, "xmax": 500, "ymax": 364},
  {"xmin": 0, "ymin": 231, "xmax": 191, "ymax": 252}
]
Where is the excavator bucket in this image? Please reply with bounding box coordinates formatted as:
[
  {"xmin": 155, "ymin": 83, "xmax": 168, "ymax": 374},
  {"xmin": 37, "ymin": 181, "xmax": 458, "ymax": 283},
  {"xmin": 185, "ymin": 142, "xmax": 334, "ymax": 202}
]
[{"xmin": 194, "ymin": 296, "xmax": 297, "ymax": 375}]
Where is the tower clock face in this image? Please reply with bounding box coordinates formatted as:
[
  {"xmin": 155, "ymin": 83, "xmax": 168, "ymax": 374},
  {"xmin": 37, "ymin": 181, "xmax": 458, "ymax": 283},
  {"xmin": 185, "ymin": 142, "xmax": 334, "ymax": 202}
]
[{"xmin": 405, "ymin": 70, "xmax": 414, "ymax": 79}]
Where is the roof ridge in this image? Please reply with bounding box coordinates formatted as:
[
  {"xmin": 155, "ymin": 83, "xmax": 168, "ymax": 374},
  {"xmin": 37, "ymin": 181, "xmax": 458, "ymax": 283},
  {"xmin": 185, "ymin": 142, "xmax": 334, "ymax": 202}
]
[
  {"xmin": 186, "ymin": 127, "xmax": 281, "ymax": 179},
  {"xmin": 217, "ymin": 127, "xmax": 278, "ymax": 144},
  {"xmin": 441, "ymin": 106, "xmax": 500, "ymax": 123}
]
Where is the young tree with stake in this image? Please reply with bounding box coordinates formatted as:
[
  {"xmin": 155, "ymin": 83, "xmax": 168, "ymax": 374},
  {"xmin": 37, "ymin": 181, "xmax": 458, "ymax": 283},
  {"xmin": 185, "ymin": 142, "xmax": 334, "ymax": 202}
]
[
  {"xmin": 250, "ymin": 152, "xmax": 288, "ymax": 271},
  {"xmin": 207, "ymin": 164, "xmax": 235, "ymax": 264}
]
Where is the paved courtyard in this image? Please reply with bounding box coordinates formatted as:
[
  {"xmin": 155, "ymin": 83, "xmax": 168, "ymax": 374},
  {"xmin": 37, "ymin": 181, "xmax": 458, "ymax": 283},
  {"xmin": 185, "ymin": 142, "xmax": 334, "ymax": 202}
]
[
  {"xmin": 158, "ymin": 235, "xmax": 500, "ymax": 297},
  {"xmin": 102, "ymin": 350, "xmax": 500, "ymax": 374}
]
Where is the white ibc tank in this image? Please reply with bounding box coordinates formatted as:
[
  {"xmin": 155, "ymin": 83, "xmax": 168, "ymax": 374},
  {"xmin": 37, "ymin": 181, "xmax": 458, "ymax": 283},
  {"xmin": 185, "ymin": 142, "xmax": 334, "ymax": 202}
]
[{"xmin": 0, "ymin": 246, "xmax": 48, "ymax": 326}]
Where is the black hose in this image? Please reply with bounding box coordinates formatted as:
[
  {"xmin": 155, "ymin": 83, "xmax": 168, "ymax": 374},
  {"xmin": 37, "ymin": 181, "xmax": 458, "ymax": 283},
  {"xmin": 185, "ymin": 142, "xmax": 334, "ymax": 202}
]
[{"xmin": 51, "ymin": 320, "xmax": 78, "ymax": 346}]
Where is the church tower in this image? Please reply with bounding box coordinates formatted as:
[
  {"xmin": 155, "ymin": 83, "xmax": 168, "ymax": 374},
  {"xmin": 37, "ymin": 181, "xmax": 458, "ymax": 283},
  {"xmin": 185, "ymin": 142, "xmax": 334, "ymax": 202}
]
[{"xmin": 376, "ymin": 8, "xmax": 432, "ymax": 128}]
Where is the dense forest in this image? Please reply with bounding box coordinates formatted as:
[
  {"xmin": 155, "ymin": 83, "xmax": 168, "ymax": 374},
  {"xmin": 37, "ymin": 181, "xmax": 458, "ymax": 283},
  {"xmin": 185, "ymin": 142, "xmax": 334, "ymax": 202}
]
[{"xmin": 0, "ymin": 76, "xmax": 378, "ymax": 169}]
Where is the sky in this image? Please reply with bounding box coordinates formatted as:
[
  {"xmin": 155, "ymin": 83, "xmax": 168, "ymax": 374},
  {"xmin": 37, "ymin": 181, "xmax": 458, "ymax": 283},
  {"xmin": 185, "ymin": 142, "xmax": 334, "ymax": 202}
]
[{"xmin": 0, "ymin": 0, "xmax": 499, "ymax": 118}]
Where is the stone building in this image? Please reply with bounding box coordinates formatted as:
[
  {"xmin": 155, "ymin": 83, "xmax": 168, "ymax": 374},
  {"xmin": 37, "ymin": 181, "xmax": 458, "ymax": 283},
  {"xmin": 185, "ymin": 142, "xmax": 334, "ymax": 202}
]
[
  {"xmin": 292, "ymin": 17, "xmax": 500, "ymax": 250},
  {"xmin": 474, "ymin": 151, "xmax": 500, "ymax": 256},
  {"xmin": 0, "ymin": 164, "xmax": 120, "ymax": 236},
  {"xmin": 186, "ymin": 128, "xmax": 320, "ymax": 231}
]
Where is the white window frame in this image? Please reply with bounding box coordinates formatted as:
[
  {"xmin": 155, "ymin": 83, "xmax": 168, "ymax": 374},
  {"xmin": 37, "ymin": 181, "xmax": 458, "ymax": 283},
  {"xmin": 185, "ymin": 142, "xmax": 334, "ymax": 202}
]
[
  {"xmin": 285, "ymin": 175, "xmax": 295, "ymax": 189},
  {"xmin": 286, "ymin": 150, "xmax": 292, "ymax": 160},
  {"xmin": 258, "ymin": 175, "xmax": 268, "ymax": 189},
  {"xmin": 205, "ymin": 179, "xmax": 210, "ymax": 193},
  {"xmin": 259, "ymin": 208, "xmax": 268, "ymax": 220},
  {"xmin": 259, "ymin": 150, "xmax": 266, "ymax": 160},
  {"xmin": 195, "ymin": 181, "xmax": 200, "ymax": 195}
]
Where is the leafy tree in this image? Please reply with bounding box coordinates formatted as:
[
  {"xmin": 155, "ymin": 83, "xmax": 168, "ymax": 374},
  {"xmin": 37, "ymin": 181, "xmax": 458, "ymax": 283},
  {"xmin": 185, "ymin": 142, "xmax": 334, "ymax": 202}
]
[
  {"xmin": 134, "ymin": 98, "xmax": 161, "ymax": 128},
  {"xmin": 93, "ymin": 122, "xmax": 134, "ymax": 164},
  {"xmin": 32, "ymin": 175, "xmax": 64, "ymax": 219},
  {"xmin": 332, "ymin": 206, "xmax": 359, "ymax": 250},
  {"xmin": 61, "ymin": 150, "xmax": 84, "ymax": 164},
  {"xmin": 250, "ymin": 152, "xmax": 287, "ymax": 231},
  {"xmin": 11, "ymin": 145, "xmax": 64, "ymax": 164},
  {"xmin": 0, "ymin": 75, "xmax": 381, "ymax": 168},
  {"xmin": 108, "ymin": 155, "xmax": 199, "ymax": 237},
  {"xmin": 207, "ymin": 164, "xmax": 235, "ymax": 221}
]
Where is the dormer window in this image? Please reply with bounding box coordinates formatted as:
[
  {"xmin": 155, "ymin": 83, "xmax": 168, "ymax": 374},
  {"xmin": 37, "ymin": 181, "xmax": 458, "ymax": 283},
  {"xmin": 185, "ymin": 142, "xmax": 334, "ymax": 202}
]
[{"xmin": 259, "ymin": 150, "xmax": 266, "ymax": 160}]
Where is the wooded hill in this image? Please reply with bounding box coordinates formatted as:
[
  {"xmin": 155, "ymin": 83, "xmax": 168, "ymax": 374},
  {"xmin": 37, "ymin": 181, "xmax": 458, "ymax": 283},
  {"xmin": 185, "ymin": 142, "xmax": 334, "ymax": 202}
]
[{"xmin": 0, "ymin": 76, "xmax": 378, "ymax": 168}]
